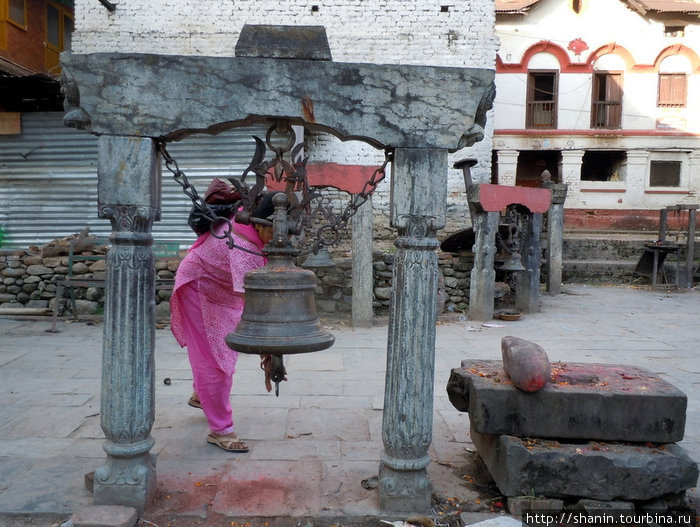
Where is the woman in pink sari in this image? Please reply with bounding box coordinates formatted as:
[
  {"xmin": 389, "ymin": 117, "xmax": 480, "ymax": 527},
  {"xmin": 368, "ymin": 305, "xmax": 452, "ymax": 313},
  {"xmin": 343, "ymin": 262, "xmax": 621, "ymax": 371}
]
[{"xmin": 170, "ymin": 193, "xmax": 276, "ymax": 452}]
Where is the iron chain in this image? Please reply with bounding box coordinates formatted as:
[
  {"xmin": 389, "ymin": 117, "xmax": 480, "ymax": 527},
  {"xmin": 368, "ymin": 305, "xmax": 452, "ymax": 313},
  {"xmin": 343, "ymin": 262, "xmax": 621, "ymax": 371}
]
[
  {"xmin": 157, "ymin": 136, "xmax": 393, "ymax": 258},
  {"xmin": 308, "ymin": 149, "xmax": 393, "ymax": 255},
  {"xmin": 157, "ymin": 140, "xmax": 266, "ymax": 257}
]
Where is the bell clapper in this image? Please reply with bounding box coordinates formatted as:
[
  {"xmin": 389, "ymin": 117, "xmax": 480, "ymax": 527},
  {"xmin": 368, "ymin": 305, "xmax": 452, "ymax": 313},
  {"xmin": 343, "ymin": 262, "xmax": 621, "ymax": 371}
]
[{"xmin": 271, "ymin": 355, "xmax": 287, "ymax": 397}]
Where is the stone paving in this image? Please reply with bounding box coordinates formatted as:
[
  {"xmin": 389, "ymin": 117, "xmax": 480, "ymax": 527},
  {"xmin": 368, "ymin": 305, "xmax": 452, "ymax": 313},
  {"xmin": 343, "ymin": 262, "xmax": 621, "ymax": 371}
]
[{"xmin": 0, "ymin": 284, "xmax": 699, "ymax": 525}]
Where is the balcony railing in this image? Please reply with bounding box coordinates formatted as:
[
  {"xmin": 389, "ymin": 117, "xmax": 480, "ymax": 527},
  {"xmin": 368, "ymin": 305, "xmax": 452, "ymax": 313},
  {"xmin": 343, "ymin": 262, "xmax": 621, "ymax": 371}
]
[
  {"xmin": 592, "ymin": 101, "xmax": 621, "ymax": 129},
  {"xmin": 526, "ymin": 101, "xmax": 556, "ymax": 128}
]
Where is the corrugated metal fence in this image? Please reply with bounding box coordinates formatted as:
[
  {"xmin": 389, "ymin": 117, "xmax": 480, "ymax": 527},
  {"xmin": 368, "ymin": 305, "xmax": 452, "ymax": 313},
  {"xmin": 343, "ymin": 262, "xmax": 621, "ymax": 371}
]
[{"xmin": 0, "ymin": 112, "xmax": 268, "ymax": 249}]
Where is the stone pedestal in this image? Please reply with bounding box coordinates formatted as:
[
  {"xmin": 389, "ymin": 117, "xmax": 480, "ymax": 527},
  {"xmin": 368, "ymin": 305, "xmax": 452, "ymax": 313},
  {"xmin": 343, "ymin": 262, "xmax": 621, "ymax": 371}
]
[
  {"xmin": 92, "ymin": 136, "xmax": 160, "ymax": 512},
  {"xmin": 447, "ymin": 359, "xmax": 687, "ymax": 443},
  {"xmin": 448, "ymin": 357, "xmax": 698, "ymax": 503},
  {"xmin": 380, "ymin": 148, "xmax": 447, "ymax": 512}
]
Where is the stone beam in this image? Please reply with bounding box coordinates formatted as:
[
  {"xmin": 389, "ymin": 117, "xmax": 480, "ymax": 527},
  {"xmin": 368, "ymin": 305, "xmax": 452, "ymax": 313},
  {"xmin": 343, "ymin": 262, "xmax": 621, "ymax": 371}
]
[{"xmin": 60, "ymin": 52, "xmax": 495, "ymax": 150}]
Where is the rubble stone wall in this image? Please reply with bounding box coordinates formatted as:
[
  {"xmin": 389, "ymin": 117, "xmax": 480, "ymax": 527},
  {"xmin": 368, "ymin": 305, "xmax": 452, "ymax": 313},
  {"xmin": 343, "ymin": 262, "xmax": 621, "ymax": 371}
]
[{"xmin": 0, "ymin": 249, "xmax": 473, "ymax": 317}]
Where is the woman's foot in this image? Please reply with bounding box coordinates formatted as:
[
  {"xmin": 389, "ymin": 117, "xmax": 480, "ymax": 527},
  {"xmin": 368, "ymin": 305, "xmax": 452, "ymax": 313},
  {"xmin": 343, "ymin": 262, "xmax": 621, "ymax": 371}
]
[
  {"xmin": 206, "ymin": 432, "xmax": 249, "ymax": 453},
  {"xmin": 188, "ymin": 393, "xmax": 202, "ymax": 409}
]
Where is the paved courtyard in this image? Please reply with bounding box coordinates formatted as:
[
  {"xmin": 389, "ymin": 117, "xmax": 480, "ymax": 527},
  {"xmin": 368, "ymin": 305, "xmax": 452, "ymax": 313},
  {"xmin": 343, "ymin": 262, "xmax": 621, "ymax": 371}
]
[{"xmin": 0, "ymin": 283, "xmax": 698, "ymax": 525}]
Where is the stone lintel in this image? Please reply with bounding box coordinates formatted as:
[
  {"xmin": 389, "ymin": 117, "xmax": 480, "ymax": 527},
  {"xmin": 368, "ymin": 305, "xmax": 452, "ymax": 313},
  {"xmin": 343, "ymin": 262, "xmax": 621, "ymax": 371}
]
[
  {"xmin": 471, "ymin": 427, "xmax": 699, "ymax": 501},
  {"xmin": 447, "ymin": 359, "xmax": 687, "ymax": 443},
  {"xmin": 60, "ymin": 52, "xmax": 495, "ymax": 150}
]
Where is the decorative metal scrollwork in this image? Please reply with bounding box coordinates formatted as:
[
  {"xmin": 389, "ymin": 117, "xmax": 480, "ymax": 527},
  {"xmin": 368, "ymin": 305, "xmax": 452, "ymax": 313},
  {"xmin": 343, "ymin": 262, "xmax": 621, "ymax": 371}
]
[{"xmin": 158, "ymin": 120, "xmax": 393, "ymax": 257}]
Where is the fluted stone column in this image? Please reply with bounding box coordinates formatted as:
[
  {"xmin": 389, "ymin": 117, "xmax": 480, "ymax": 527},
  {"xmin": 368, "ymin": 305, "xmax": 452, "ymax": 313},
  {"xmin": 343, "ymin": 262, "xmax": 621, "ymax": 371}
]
[
  {"xmin": 468, "ymin": 209, "xmax": 500, "ymax": 321},
  {"xmin": 380, "ymin": 148, "xmax": 447, "ymax": 512},
  {"xmin": 93, "ymin": 136, "xmax": 160, "ymax": 512}
]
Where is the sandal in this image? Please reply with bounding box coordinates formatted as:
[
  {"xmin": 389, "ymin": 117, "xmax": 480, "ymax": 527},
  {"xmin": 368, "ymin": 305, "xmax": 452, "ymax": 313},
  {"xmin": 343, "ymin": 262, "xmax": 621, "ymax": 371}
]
[
  {"xmin": 207, "ymin": 433, "xmax": 249, "ymax": 453},
  {"xmin": 188, "ymin": 394, "xmax": 202, "ymax": 409}
]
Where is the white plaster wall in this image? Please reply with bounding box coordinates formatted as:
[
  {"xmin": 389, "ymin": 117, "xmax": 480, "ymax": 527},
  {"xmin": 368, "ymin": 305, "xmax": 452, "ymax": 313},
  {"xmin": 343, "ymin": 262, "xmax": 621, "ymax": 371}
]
[
  {"xmin": 73, "ymin": 0, "xmax": 497, "ymax": 69},
  {"xmin": 496, "ymin": 0, "xmax": 687, "ymax": 66},
  {"xmin": 493, "ymin": 74, "xmax": 527, "ymax": 129}
]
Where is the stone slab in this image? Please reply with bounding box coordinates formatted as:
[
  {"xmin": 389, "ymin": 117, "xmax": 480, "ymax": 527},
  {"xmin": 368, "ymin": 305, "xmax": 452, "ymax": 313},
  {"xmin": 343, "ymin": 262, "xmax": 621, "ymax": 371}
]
[
  {"xmin": 71, "ymin": 505, "xmax": 138, "ymax": 527},
  {"xmin": 471, "ymin": 427, "xmax": 699, "ymax": 500},
  {"xmin": 60, "ymin": 52, "xmax": 495, "ymax": 150},
  {"xmin": 447, "ymin": 360, "xmax": 687, "ymax": 443}
]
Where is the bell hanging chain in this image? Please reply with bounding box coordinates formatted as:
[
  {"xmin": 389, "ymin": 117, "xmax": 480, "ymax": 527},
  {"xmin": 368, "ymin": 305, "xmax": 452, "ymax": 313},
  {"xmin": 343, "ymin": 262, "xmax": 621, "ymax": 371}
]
[
  {"xmin": 157, "ymin": 139, "xmax": 266, "ymax": 257},
  {"xmin": 157, "ymin": 124, "xmax": 393, "ymax": 257},
  {"xmin": 305, "ymin": 149, "xmax": 393, "ymax": 255}
]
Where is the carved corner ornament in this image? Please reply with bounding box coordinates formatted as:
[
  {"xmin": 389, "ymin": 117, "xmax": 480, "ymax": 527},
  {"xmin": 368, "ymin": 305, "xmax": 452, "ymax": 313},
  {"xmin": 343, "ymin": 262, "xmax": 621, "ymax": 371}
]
[{"xmin": 60, "ymin": 73, "xmax": 91, "ymax": 130}]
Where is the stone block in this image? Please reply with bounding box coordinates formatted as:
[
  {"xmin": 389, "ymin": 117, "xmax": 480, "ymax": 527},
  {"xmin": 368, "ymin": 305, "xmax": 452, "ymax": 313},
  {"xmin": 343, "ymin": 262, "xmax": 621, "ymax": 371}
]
[
  {"xmin": 507, "ymin": 497, "xmax": 564, "ymax": 517},
  {"xmin": 471, "ymin": 427, "xmax": 699, "ymax": 500},
  {"xmin": 447, "ymin": 360, "xmax": 687, "ymax": 443},
  {"xmin": 2, "ymin": 267, "xmax": 25, "ymax": 278},
  {"xmin": 26, "ymin": 264, "xmax": 52, "ymax": 275},
  {"xmin": 70, "ymin": 505, "xmax": 138, "ymax": 527}
]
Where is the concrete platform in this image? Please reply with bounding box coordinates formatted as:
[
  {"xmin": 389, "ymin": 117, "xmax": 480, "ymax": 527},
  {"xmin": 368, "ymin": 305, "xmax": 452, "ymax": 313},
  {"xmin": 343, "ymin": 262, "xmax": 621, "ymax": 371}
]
[{"xmin": 447, "ymin": 360, "xmax": 687, "ymax": 443}]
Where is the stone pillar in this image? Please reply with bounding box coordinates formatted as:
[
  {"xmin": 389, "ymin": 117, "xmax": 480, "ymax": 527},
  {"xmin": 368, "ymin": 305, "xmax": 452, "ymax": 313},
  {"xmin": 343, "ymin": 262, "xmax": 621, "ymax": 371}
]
[
  {"xmin": 496, "ymin": 150, "xmax": 519, "ymax": 186},
  {"xmin": 515, "ymin": 212, "xmax": 544, "ymax": 313},
  {"xmin": 352, "ymin": 195, "xmax": 374, "ymax": 328},
  {"xmin": 468, "ymin": 208, "xmax": 500, "ymax": 321},
  {"xmin": 380, "ymin": 148, "xmax": 446, "ymax": 512},
  {"xmin": 93, "ymin": 136, "xmax": 160, "ymax": 513},
  {"xmin": 625, "ymin": 150, "xmax": 650, "ymax": 208},
  {"xmin": 559, "ymin": 150, "xmax": 584, "ymax": 206},
  {"xmin": 688, "ymin": 152, "xmax": 700, "ymax": 197},
  {"xmin": 544, "ymin": 183, "xmax": 568, "ymax": 294}
]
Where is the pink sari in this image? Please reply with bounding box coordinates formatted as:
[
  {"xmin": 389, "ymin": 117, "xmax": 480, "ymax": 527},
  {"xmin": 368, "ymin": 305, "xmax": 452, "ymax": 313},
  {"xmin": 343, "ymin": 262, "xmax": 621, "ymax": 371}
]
[{"xmin": 170, "ymin": 220, "xmax": 267, "ymax": 375}]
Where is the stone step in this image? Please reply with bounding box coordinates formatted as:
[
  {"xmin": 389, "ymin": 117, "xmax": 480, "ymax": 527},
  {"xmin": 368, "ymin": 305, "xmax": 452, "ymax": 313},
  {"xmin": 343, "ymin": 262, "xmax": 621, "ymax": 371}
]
[
  {"xmin": 471, "ymin": 427, "xmax": 699, "ymax": 501},
  {"xmin": 562, "ymin": 259, "xmax": 638, "ymax": 283},
  {"xmin": 447, "ymin": 359, "xmax": 687, "ymax": 443}
]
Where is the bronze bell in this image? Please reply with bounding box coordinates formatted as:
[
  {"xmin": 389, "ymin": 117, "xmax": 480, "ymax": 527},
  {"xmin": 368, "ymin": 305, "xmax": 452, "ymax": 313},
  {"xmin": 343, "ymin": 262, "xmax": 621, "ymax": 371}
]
[
  {"xmin": 301, "ymin": 247, "xmax": 336, "ymax": 269},
  {"xmin": 500, "ymin": 251, "xmax": 526, "ymax": 273},
  {"xmin": 225, "ymin": 193, "xmax": 335, "ymax": 356}
]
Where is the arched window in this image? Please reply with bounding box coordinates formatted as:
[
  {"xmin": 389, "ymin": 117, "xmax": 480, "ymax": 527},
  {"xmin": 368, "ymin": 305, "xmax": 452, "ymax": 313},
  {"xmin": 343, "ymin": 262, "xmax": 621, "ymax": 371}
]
[
  {"xmin": 525, "ymin": 53, "xmax": 560, "ymax": 129},
  {"xmin": 591, "ymin": 55, "xmax": 625, "ymax": 129}
]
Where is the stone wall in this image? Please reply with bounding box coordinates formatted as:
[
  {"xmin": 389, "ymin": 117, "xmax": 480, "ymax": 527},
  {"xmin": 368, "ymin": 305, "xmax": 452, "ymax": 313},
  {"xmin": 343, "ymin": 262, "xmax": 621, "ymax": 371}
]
[
  {"xmin": 0, "ymin": 249, "xmax": 178, "ymax": 317},
  {"xmin": 0, "ymin": 248, "xmax": 475, "ymax": 318}
]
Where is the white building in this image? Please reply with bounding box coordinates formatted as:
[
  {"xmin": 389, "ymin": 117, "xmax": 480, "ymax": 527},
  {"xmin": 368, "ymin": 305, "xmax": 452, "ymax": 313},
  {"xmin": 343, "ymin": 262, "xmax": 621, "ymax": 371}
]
[{"xmin": 493, "ymin": 0, "xmax": 700, "ymax": 229}]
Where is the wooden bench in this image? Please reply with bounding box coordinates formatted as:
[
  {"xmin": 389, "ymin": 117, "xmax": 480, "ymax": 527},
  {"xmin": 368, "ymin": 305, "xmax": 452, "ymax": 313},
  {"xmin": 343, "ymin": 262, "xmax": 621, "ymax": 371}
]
[{"xmin": 49, "ymin": 239, "xmax": 179, "ymax": 332}]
